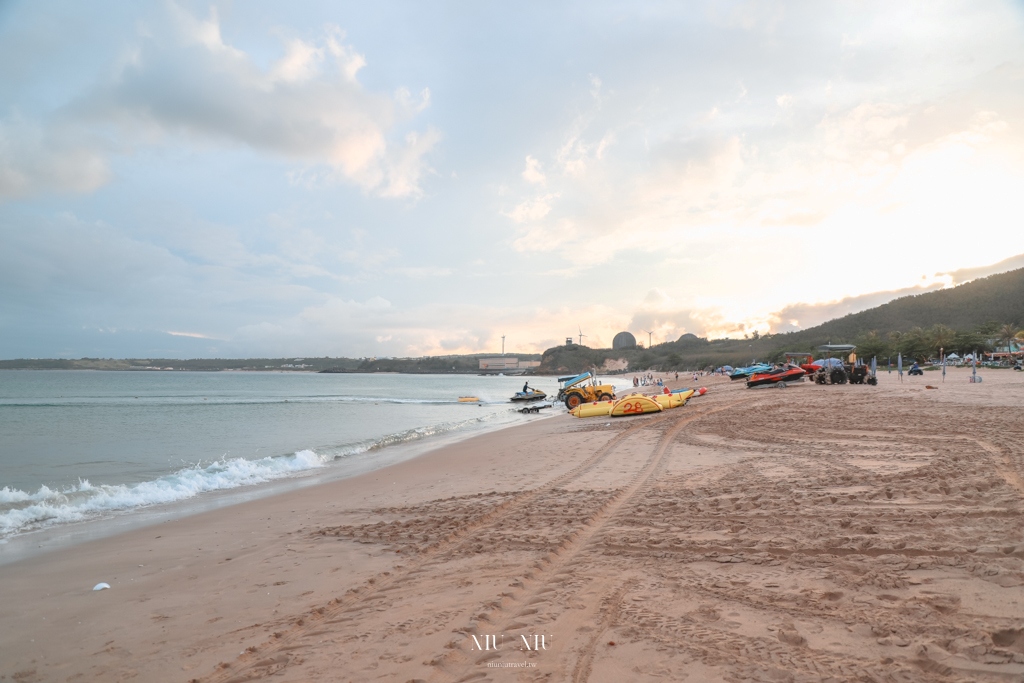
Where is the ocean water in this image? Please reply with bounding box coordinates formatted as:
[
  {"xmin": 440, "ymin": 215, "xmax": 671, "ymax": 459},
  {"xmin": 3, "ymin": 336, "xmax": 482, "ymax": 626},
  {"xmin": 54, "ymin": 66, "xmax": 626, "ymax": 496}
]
[{"xmin": 0, "ymin": 370, "xmax": 577, "ymax": 539}]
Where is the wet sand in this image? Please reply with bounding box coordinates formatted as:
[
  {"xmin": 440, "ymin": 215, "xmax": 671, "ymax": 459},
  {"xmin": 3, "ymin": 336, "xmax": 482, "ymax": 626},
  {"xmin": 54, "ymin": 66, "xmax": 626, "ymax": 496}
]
[{"xmin": 2, "ymin": 367, "xmax": 1023, "ymax": 682}]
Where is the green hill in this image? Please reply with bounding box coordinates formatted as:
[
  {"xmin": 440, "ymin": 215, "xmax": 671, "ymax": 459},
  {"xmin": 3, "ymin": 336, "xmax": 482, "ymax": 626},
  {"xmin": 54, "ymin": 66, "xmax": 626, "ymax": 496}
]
[
  {"xmin": 538, "ymin": 267, "xmax": 1024, "ymax": 373},
  {"xmin": 785, "ymin": 267, "xmax": 1024, "ymax": 343}
]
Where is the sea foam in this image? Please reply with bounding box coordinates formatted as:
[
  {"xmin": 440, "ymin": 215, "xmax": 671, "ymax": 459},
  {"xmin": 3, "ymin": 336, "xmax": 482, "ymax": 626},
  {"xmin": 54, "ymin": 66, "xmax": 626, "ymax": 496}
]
[
  {"xmin": 0, "ymin": 448, "xmax": 329, "ymax": 537},
  {"xmin": 0, "ymin": 410, "xmax": 513, "ymax": 538},
  {"xmin": 2, "ymin": 401, "xmax": 536, "ymax": 540}
]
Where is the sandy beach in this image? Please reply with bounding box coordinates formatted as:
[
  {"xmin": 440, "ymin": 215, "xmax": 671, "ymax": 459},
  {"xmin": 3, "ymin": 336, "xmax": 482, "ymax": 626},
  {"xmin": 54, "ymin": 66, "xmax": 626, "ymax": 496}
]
[{"xmin": 2, "ymin": 367, "xmax": 1024, "ymax": 683}]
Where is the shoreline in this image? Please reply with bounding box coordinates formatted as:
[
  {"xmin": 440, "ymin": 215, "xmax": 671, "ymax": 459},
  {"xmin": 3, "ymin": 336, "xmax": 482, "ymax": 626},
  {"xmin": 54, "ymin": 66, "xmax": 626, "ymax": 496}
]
[
  {"xmin": 0, "ymin": 407, "xmax": 591, "ymax": 681},
  {"xmin": 3, "ymin": 368, "xmax": 1021, "ymax": 682},
  {"xmin": 0, "ymin": 401, "xmax": 563, "ymax": 567},
  {"xmin": 2, "ymin": 369, "xmax": 620, "ymax": 554}
]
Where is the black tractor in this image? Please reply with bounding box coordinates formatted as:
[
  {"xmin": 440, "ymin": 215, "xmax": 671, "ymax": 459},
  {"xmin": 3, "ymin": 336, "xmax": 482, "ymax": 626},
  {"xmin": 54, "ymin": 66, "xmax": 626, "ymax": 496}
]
[{"xmin": 812, "ymin": 344, "xmax": 878, "ymax": 386}]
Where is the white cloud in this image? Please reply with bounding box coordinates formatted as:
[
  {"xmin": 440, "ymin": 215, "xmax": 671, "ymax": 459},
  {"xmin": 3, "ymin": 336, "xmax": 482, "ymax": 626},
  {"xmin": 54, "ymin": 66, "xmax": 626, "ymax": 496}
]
[
  {"xmin": 511, "ymin": 218, "xmax": 578, "ymax": 254},
  {"xmin": 166, "ymin": 330, "xmax": 221, "ymax": 339},
  {"xmin": 522, "ymin": 155, "xmax": 546, "ymax": 184},
  {"xmin": 4, "ymin": 1, "xmax": 1024, "ymax": 359},
  {"xmin": 270, "ymin": 38, "xmax": 329, "ymax": 84},
  {"xmin": 0, "ymin": 115, "xmax": 110, "ymax": 200},
  {"xmin": 3, "ymin": 4, "xmax": 437, "ymax": 202},
  {"xmin": 395, "ymin": 86, "xmax": 432, "ymax": 114},
  {"xmin": 500, "ymin": 75, "xmax": 1024, "ymax": 287},
  {"xmin": 386, "ymin": 266, "xmax": 452, "ymax": 279},
  {"xmin": 556, "ymin": 133, "xmax": 593, "ymax": 177},
  {"xmin": 706, "ymin": 0, "xmax": 786, "ymax": 33},
  {"xmin": 504, "ymin": 193, "xmax": 558, "ymax": 223},
  {"xmin": 93, "ymin": 9, "xmax": 431, "ymax": 196},
  {"xmin": 377, "ymin": 128, "xmax": 442, "ymax": 199}
]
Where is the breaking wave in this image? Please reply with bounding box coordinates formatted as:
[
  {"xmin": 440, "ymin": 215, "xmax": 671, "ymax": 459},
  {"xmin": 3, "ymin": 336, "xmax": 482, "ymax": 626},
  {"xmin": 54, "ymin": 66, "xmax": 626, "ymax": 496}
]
[
  {"xmin": 0, "ymin": 411, "xmax": 513, "ymax": 538},
  {"xmin": 0, "ymin": 449, "xmax": 328, "ymax": 537}
]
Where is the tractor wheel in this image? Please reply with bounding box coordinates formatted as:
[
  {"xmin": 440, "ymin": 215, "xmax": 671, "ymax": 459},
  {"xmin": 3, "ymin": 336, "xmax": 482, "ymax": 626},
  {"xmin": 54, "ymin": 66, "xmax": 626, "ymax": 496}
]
[
  {"xmin": 830, "ymin": 368, "xmax": 847, "ymax": 385},
  {"xmin": 565, "ymin": 394, "xmax": 583, "ymax": 410},
  {"xmin": 867, "ymin": 375, "xmax": 878, "ymax": 386},
  {"xmin": 598, "ymin": 393, "xmax": 613, "ymax": 401},
  {"xmin": 815, "ymin": 371, "xmax": 827, "ymax": 385}
]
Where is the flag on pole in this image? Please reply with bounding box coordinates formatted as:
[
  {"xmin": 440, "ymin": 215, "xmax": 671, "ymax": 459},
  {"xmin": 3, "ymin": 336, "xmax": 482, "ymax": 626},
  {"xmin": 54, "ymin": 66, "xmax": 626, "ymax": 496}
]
[
  {"xmin": 941, "ymin": 347, "xmax": 946, "ymax": 382},
  {"xmin": 898, "ymin": 352, "xmax": 903, "ymax": 382},
  {"xmin": 871, "ymin": 356, "xmax": 877, "ymax": 379}
]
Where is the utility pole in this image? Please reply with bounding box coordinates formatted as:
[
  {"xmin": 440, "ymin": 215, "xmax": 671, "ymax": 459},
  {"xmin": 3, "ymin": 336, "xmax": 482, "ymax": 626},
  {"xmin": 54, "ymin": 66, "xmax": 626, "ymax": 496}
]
[{"xmin": 501, "ymin": 335, "xmax": 505, "ymax": 356}]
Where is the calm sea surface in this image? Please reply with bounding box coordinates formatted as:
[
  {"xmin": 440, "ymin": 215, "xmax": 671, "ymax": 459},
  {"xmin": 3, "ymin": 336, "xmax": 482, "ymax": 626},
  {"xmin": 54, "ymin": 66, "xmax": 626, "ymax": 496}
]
[{"xmin": 0, "ymin": 371, "xmax": 585, "ymax": 539}]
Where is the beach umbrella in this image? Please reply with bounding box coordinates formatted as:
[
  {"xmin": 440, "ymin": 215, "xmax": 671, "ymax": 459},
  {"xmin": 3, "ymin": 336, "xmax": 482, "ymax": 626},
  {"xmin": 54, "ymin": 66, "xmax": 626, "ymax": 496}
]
[
  {"xmin": 897, "ymin": 353, "xmax": 903, "ymax": 381},
  {"xmin": 871, "ymin": 356, "xmax": 876, "ymax": 379}
]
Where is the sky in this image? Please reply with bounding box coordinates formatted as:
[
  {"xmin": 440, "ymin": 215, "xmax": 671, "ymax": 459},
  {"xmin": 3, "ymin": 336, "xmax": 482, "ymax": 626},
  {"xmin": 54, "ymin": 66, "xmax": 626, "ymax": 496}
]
[{"xmin": 2, "ymin": 0, "xmax": 1023, "ymax": 359}]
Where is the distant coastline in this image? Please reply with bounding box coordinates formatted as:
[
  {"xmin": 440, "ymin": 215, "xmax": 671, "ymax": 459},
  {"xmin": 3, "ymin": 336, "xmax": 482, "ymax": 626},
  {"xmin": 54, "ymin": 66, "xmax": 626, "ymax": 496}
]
[
  {"xmin": 4, "ymin": 263, "xmax": 1022, "ymax": 376},
  {"xmin": 0, "ymin": 355, "xmax": 543, "ymax": 374}
]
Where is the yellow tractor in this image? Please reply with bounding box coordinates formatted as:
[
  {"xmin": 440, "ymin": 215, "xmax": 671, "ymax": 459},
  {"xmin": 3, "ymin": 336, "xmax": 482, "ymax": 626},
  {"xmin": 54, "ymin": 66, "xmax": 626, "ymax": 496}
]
[{"xmin": 556, "ymin": 371, "xmax": 616, "ymax": 409}]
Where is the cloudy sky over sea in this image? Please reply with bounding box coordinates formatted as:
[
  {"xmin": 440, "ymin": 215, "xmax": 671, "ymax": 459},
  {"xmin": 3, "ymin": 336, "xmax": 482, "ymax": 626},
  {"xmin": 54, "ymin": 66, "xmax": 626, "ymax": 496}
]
[{"xmin": 2, "ymin": 1, "xmax": 1023, "ymax": 358}]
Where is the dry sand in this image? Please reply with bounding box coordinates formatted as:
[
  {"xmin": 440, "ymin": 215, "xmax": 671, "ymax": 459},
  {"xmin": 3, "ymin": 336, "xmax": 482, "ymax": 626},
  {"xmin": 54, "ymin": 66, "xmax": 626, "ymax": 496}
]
[{"xmin": 2, "ymin": 367, "xmax": 1024, "ymax": 683}]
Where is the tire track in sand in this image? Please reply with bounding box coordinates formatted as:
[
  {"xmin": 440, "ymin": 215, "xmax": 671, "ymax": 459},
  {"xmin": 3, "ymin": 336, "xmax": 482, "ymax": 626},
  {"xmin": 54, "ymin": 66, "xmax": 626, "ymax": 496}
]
[
  {"xmin": 195, "ymin": 407, "xmax": 685, "ymax": 683},
  {"xmin": 571, "ymin": 581, "xmax": 633, "ymax": 683},
  {"xmin": 888, "ymin": 432, "xmax": 1024, "ymax": 497},
  {"xmin": 973, "ymin": 437, "xmax": 1024, "ymax": 497},
  {"xmin": 430, "ymin": 396, "xmax": 758, "ymax": 682}
]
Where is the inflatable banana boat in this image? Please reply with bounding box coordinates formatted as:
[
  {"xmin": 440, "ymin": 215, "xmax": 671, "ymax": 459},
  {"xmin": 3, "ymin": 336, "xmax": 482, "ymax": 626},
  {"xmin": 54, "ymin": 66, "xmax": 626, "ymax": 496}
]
[
  {"xmin": 571, "ymin": 389, "xmax": 701, "ymax": 418},
  {"xmin": 654, "ymin": 389, "xmax": 694, "ymax": 409},
  {"xmin": 569, "ymin": 400, "xmax": 616, "ymax": 418},
  {"xmin": 610, "ymin": 393, "xmax": 663, "ymax": 416}
]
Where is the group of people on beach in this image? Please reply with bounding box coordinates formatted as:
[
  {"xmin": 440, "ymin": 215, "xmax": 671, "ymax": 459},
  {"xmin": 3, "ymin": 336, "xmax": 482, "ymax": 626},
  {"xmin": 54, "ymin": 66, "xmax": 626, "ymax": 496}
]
[{"xmin": 633, "ymin": 370, "xmax": 708, "ymax": 387}]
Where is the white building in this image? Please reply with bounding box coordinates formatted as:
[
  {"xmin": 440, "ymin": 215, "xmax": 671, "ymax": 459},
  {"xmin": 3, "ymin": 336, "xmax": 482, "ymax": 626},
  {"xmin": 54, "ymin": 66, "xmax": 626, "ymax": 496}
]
[{"xmin": 478, "ymin": 357, "xmax": 540, "ymax": 371}]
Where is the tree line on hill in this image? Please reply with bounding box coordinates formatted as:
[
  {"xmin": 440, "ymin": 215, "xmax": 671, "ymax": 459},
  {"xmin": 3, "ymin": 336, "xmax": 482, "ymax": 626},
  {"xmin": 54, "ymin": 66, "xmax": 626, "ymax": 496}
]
[
  {"xmin": 849, "ymin": 322, "xmax": 1021, "ymax": 363},
  {"xmin": 536, "ymin": 321, "xmax": 1022, "ymax": 375},
  {"xmin": 537, "ymin": 267, "xmax": 1024, "ymax": 374}
]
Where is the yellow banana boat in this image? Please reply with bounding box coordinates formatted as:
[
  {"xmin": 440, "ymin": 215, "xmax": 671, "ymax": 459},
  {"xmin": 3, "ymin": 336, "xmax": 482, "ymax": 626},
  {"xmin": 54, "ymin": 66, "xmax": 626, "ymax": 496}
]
[
  {"xmin": 610, "ymin": 393, "xmax": 663, "ymax": 416},
  {"xmin": 458, "ymin": 396, "xmax": 480, "ymax": 403},
  {"xmin": 569, "ymin": 400, "xmax": 616, "ymax": 418},
  {"xmin": 653, "ymin": 389, "xmax": 694, "ymax": 409}
]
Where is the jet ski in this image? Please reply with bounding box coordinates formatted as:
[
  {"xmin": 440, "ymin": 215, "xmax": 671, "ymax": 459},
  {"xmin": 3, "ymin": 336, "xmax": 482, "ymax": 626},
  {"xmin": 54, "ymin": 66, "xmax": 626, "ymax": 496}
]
[
  {"xmin": 746, "ymin": 365, "xmax": 806, "ymax": 388},
  {"xmin": 510, "ymin": 389, "xmax": 547, "ymax": 402},
  {"xmin": 729, "ymin": 363, "xmax": 772, "ymax": 380}
]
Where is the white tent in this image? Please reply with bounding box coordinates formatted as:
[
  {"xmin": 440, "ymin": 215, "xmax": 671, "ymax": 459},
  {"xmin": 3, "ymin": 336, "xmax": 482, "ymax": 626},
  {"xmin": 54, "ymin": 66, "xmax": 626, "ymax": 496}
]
[{"xmin": 946, "ymin": 353, "xmax": 960, "ymax": 360}]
